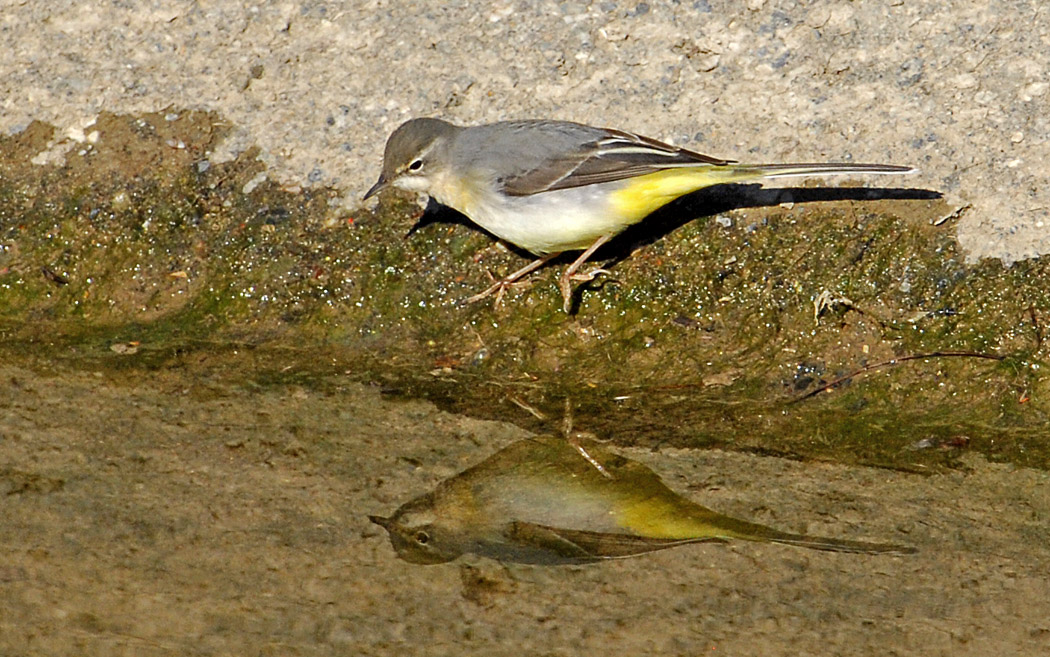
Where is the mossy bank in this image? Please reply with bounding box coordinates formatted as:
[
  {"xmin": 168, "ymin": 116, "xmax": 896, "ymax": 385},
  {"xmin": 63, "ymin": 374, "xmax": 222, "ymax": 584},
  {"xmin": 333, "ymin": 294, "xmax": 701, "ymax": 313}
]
[{"xmin": 2, "ymin": 110, "xmax": 1046, "ymax": 471}]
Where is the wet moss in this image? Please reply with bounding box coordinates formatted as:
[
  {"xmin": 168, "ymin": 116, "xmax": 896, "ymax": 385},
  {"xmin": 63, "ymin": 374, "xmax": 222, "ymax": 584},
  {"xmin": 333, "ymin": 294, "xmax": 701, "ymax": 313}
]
[{"xmin": 1, "ymin": 110, "xmax": 1046, "ymax": 472}]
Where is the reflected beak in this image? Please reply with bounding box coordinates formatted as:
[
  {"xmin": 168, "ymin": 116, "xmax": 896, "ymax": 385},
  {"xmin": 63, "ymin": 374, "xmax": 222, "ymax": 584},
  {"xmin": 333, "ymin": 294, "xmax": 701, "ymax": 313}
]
[
  {"xmin": 368, "ymin": 514, "xmax": 393, "ymax": 529},
  {"xmin": 363, "ymin": 174, "xmax": 388, "ymax": 201}
]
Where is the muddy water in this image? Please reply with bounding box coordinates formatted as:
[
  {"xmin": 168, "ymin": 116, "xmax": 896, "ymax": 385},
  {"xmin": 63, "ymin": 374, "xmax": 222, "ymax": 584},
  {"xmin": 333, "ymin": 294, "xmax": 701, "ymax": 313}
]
[{"xmin": 2, "ymin": 111, "xmax": 1049, "ymax": 654}]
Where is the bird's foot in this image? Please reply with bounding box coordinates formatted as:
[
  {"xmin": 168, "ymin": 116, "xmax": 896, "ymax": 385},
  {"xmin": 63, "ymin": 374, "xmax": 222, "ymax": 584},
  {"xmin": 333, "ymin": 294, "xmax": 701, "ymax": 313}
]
[
  {"xmin": 569, "ymin": 433, "xmax": 613, "ymax": 479},
  {"xmin": 569, "ymin": 268, "xmax": 611, "ymax": 283},
  {"xmin": 466, "ymin": 271, "xmax": 533, "ymax": 308},
  {"xmin": 466, "ymin": 253, "xmax": 559, "ymax": 309},
  {"xmin": 561, "ymin": 399, "xmax": 613, "ymax": 479},
  {"xmin": 558, "ymin": 268, "xmax": 612, "ymax": 313}
]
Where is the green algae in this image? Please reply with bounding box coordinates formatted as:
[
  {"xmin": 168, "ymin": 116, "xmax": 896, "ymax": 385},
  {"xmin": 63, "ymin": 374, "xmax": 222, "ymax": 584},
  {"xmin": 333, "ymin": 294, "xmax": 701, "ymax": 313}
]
[{"xmin": 1, "ymin": 110, "xmax": 1047, "ymax": 472}]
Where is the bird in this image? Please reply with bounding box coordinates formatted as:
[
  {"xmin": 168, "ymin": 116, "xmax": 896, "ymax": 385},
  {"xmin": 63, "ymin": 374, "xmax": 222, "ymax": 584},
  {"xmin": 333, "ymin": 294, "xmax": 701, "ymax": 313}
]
[
  {"xmin": 363, "ymin": 118, "xmax": 914, "ymax": 313},
  {"xmin": 369, "ymin": 434, "xmax": 916, "ymax": 565}
]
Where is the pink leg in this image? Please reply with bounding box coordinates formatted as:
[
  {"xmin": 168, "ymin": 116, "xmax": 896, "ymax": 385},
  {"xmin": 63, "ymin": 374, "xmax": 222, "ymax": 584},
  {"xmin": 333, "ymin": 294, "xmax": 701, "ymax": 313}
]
[
  {"xmin": 465, "ymin": 252, "xmax": 560, "ymax": 305},
  {"xmin": 558, "ymin": 234, "xmax": 612, "ymax": 313}
]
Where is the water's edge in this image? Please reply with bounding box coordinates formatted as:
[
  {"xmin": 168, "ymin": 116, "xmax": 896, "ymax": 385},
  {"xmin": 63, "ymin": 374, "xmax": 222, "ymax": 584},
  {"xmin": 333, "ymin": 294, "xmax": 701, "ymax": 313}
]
[{"xmin": 2, "ymin": 110, "xmax": 1046, "ymax": 471}]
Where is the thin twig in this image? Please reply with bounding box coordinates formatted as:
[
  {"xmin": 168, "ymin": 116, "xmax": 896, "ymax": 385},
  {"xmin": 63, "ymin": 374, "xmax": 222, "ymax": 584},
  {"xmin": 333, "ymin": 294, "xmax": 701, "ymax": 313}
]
[
  {"xmin": 790, "ymin": 350, "xmax": 1006, "ymax": 403},
  {"xmin": 507, "ymin": 395, "xmax": 547, "ymax": 420},
  {"xmin": 1029, "ymin": 305, "xmax": 1043, "ymax": 351}
]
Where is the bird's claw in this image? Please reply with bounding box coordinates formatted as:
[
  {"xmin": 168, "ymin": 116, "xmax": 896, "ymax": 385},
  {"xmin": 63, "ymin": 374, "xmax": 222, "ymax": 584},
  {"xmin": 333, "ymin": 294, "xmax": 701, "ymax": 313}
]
[
  {"xmin": 466, "ymin": 271, "xmax": 533, "ymax": 308},
  {"xmin": 569, "ymin": 268, "xmax": 611, "ymax": 283},
  {"xmin": 558, "ymin": 268, "xmax": 612, "ymax": 313}
]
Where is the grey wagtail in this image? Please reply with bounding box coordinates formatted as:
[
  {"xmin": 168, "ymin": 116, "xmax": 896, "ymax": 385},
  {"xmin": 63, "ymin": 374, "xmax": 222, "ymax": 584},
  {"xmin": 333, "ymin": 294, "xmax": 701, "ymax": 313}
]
[
  {"xmin": 364, "ymin": 118, "xmax": 914, "ymax": 312},
  {"xmin": 370, "ymin": 434, "xmax": 915, "ymax": 565}
]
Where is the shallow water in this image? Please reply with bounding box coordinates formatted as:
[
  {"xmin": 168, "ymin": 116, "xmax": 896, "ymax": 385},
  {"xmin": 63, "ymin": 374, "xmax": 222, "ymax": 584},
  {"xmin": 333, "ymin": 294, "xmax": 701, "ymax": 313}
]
[{"xmin": 3, "ymin": 361, "xmax": 1049, "ymax": 655}]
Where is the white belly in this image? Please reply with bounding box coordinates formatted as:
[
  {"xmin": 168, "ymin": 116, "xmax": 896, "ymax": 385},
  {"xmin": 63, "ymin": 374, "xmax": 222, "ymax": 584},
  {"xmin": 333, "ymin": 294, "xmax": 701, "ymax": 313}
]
[{"xmin": 451, "ymin": 183, "xmax": 634, "ymax": 256}]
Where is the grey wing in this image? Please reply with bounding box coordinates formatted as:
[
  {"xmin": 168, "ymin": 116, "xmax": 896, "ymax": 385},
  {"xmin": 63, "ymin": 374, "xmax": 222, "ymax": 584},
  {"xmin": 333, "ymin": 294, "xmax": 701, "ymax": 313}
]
[{"xmin": 487, "ymin": 122, "xmax": 734, "ymax": 196}]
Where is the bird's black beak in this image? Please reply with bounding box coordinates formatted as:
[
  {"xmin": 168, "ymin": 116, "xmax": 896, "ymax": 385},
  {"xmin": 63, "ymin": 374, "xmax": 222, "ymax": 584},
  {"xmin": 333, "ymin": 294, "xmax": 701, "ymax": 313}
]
[
  {"xmin": 369, "ymin": 514, "xmax": 393, "ymax": 529},
  {"xmin": 363, "ymin": 174, "xmax": 387, "ymax": 201}
]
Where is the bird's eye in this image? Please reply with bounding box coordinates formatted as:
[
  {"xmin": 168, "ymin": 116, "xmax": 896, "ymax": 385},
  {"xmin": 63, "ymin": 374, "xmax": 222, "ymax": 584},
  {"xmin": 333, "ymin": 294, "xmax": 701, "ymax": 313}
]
[
  {"xmin": 408, "ymin": 159, "xmax": 423, "ymax": 171},
  {"xmin": 414, "ymin": 530, "xmax": 430, "ymax": 545}
]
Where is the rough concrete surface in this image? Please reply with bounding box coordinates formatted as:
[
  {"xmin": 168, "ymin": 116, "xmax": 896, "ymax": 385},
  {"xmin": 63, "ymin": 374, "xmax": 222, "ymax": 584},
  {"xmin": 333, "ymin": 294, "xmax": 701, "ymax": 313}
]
[{"xmin": 2, "ymin": 0, "xmax": 1048, "ymax": 263}]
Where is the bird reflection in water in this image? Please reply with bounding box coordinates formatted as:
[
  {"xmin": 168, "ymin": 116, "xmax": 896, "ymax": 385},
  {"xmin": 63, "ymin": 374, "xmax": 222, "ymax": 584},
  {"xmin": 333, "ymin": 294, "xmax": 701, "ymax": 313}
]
[{"xmin": 370, "ymin": 435, "xmax": 915, "ymax": 565}]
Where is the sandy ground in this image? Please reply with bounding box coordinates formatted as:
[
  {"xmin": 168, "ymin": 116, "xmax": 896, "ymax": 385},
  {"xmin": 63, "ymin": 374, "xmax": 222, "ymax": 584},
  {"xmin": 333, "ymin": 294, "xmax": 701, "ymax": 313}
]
[
  {"xmin": 2, "ymin": 363, "xmax": 1049, "ymax": 656},
  {"xmin": 2, "ymin": 1, "xmax": 1048, "ymax": 263}
]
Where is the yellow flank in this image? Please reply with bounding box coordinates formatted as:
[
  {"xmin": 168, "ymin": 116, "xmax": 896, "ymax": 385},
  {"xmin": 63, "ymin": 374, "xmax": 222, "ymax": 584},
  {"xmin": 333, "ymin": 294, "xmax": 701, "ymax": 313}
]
[
  {"xmin": 614, "ymin": 490, "xmax": 724, "ymax": 540},
  {"xmin": 609, "ymin": 166, "xmax": 757, "ymax": 222}
]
